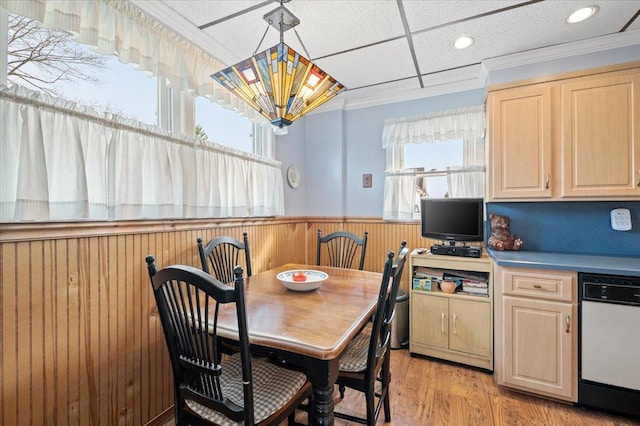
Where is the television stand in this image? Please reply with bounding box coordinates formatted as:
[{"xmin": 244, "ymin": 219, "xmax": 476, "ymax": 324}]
[{"xmin": 430, "ymin": 243, "xmax": 482, "ymax": 258}]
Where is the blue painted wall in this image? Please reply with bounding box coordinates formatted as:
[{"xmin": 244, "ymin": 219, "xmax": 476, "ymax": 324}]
[
  {"xmin": 276, "ymin": 43, "xmax": 640, "ymax": 259},
  {"xmin": 292, "ymin": 89, "xmax": 486, "ymax": 217},
  {"xmin": 277, "ymin": 120, "xmax": 307, "ymax": 217},
  {"xmin": 486, "ymin": 202, "xmax": 640, "ymax": 257}
]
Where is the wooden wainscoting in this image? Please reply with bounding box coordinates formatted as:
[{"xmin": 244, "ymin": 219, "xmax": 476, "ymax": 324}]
[
  {"xmin": 308, "ymin": 217, "xmax": 449, "ymax": 293},
  {"xmin": 0, "ymin": 216, "xmax": 436, "ymax": 425}
]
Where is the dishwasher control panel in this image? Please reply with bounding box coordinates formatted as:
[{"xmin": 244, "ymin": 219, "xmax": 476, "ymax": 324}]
[{"xmin": 581, "ymin": 273, "xmax": 640, "ymax": 306}]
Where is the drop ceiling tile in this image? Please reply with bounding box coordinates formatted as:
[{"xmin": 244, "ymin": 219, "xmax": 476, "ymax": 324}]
[
  {"xmin": 402, "ymin": 0, "xmax": 529, "ymax": 32},
  {"xmin": 162, "ymin": 0, "xmax": 266, "ymax": 28},
  {"xmin": 282, "ymin": 0, "xmax": 406, "ymax": 59},
  {"xmin": 314, "ymin": 37, "xmax": 416, "ymax": 89},
  {"xmin": 413, "ymin": 0, "xmax": 640, "ymax": 75}
]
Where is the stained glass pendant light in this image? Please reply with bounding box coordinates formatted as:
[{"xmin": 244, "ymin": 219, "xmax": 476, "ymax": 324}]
[{"xmin": 211, "ymin": 3, "xmax": 346, "ymax": 128}]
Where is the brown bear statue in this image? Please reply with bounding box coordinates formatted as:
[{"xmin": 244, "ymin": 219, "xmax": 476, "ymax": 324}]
[{"xmin": 487, "ymin": 213, "xmax": 523, "ymax": 251}]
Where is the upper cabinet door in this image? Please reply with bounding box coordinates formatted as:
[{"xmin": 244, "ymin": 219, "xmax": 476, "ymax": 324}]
[
  {"xmin": 488, "ymin": 84, "xmax": 553, "ymax": 200},
  {"xmin": 560, "ymin": 73, "xmax": 640, "ymax": 198}
]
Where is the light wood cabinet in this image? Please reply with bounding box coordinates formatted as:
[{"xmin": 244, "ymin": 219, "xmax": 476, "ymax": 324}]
[
  {"xmin": 409, "ymin": 252, "xmax": 493, "ymax": 371},
  {"xmin": 560, "ymin": 72, "xmax": 640, "ymax": 197},
  {"xmin": 488, "ymin": 61, "xmax": 640, "ymax": 201},
  {"xmin": 489, "ymin": 84, "xmax": 552, "ymax": 199},
  {"xmin": 494, "ymin": 265, "xmax": 577, "ymax": 402}
]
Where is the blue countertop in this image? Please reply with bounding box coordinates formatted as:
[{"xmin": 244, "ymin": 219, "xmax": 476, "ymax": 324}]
[{"xmin": 488, "ymin": 250, "xmax": 640, "ymax": 276}]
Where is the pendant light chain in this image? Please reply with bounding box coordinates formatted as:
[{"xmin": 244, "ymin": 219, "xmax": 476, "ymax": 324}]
[
  {"xmin": 293, "ymin": 28, "xmax": 312, "ymax": 59},
  {"xmin": 252, "ymin": 23, "xmax": 271, "ymax": 56}
]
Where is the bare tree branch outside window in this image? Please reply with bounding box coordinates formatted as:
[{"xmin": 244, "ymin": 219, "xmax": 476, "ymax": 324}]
[{"xmin": 6, "ymin": 13, "xmax": 107, "ymax": 97}]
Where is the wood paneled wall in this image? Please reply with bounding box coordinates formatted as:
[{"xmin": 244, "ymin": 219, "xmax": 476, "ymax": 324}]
[{"xmin": 0, "ymin": 216, "xmax": 445, "ymax": 425}]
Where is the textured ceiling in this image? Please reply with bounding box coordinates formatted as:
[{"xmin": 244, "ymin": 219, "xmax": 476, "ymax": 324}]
[{"xmin": 142, "ymin": 0, "xmax": 640, "ymax": 111}]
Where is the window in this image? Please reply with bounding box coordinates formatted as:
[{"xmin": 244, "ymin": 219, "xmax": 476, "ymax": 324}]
[
  {"xmin": 51, "ymin": 53, "xmax": 158, "ymax": 125},
  {"xmin": 0, "ymin": 5, "xmax": 284, "ymax": 222},
  {"xmin": 195, "ymin": 96, "xmax": 254, "ymax": 153},
  {"xmin": 4, "ymin": 11, "xmax": 270, "ymax": 156},
  {"xmin": 6, "ymin": 13, "xmax": 158, "ymax": 124},
  {"xmin": 404, "ymin": 139, "xmax": 463, "ymax": 199},
  {"xmin": 382, "ymin": 106, "xmax": 486, "ymax": 221}
]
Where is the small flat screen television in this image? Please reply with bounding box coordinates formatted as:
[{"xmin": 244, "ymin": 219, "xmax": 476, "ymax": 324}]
[{"xmin": 420, "ymin": 198, "xmax": 484, "ymax": 243}]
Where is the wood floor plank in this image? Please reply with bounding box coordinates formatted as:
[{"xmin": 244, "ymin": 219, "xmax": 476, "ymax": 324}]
[{"xmin": 163, "ymin": 348, "xmax": 640, "ymax": 426}]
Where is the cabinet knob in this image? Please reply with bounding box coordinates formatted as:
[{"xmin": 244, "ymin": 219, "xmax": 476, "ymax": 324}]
[
  {"xmin": 545, "ymin": 173, "xmax": 550, "ymax": 190},
  {"xmin": 441, "ymin": 313, "xmax": 445, "ymax": 333},
  {"xmin": 565, "ymin": 314, "xmax": 571, "ymax": 333},
  {"xmin": 533, "ymin": 284, "xmax": 542, "ymax": 289}
]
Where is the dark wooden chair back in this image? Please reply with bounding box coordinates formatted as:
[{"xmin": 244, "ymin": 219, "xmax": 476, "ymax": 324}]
[
  {"xmin": 334, "ymin": 244, "xmax": 409, "ymax": 425},
  {"xmin": 197, "ymin": 232, "xmax": 252, "ymax": 284},
  {"xmin": 146, "ymin": 256, "xmax": 254, "ymax": 424},
  {"xmin": 375, "ymin": 245, "xmax": 409, "ymax": 359},
  {"xmin": 316, "ymin": 229, "xmax": 368, "ymax": 270}
]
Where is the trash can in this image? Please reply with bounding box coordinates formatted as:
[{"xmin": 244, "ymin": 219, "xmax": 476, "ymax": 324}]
[{"xmin": 390, "ymin": 289, "xmax": 409, "ymax": 349}]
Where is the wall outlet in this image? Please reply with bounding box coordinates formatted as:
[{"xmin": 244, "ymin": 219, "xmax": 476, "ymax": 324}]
[
  {"xmin": 610, "ymin": 208, "xmax": 632, "ymax": 231},
  {"xmin": 363, "ymin": 174, "xmax": 372, "ymax": 188}
]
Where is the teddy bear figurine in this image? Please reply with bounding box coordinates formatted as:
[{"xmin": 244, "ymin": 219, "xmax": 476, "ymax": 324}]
[{"xmin": 487, "ymin": 213, "xmax": 523, "ymax": 251}]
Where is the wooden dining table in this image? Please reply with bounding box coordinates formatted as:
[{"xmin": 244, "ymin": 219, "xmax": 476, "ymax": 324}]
[{"xmin": 214, "ymin": 263, "xmax": 383, "ymax": 426}]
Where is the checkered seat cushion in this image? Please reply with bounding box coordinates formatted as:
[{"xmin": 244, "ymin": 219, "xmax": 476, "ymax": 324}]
[
  {"xmin": 339, "ymin": 324, "xmax": 373, "ymax": 373},
  {"xmin": 186, "ymin": 353, "xmax": 308, "ymax": 425}
]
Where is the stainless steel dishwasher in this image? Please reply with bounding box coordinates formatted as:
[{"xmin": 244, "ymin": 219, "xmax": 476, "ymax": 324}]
[{"xmin": 578, "ymin": 272, "xmax": 640, "ymax": 418}]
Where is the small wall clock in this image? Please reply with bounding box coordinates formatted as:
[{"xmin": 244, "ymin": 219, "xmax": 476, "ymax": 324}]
[{"xmin": 287, "ymin": 165, "xmax": 301, "ymax": 189}]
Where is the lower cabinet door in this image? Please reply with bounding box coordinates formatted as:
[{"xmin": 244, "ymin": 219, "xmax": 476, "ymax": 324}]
[
  {"xmin": 448, "ymin": 298, "xmax": 491, "ymax": 357},
  {"xmin": 501, "ymin": 296, "xmax": 576, "ymax": 401},
  {"xmin": 411, "ymin": 293, "xmax": 448, "ymax": 350}
]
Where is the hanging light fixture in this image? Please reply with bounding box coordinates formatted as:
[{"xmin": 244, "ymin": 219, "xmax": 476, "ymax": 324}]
[{"xmin": 211, "ymin": 2, "xmax": 346, "ymax": 128}]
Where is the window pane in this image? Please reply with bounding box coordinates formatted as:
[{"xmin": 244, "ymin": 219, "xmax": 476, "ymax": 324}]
[
  {"xmin": 404, "ymin": 139, "xmax": 463, "ymax": 170},
  {"xmin": 195, "ymin": 96, "xmax": 253, "ymax": 153},
  {"xmin": 405, "ymin": 139, "xmax": 463, "ymax": 199},
  {"xmin": 6, "ymin": 14, "xmax": 157, "ymax": 124},
  {"xmin": 53, "ymin": 55, "xmax": 158, "ymax": 125}
]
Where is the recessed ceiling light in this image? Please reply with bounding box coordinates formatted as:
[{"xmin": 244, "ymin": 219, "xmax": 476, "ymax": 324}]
[
  {"xmin": 453, "ymin": 36, "xmax": 474, "ymax": 49},
  {"xmin": 566, "ymin": 6, "xmax": 599, "ymax": 24}
]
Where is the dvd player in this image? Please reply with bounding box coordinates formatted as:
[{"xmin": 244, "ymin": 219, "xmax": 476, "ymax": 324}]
[{"xmin": 430, "ymin": 244, "xmax": 482, "ymax": 258}]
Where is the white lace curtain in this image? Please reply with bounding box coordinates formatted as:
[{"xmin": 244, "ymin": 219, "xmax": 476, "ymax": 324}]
[
  {"xmin": 0, "ymin": 0, "xmax": 264, "ymax": 121},
  {"xmin": 382, "ymin": 106, "xmax": 486, "ymax": 221},
  {"xmin": 0, "ymin": 85, "xmax": 284, "ymax": 221}
]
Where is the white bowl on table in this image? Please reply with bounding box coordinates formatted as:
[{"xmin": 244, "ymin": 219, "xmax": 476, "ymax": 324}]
[{"xmin": 277, "ymin": 270, "xmax": 328, "ymax": 291}]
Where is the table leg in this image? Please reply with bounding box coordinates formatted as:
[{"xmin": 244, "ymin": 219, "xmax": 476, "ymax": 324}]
[{"xmin": 306, "ymin": 359, "xmax": 339, "ymax": 425}]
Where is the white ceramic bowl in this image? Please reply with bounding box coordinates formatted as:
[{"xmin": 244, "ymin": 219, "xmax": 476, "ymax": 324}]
[{"xmin": 277, "ymin": 270, "xmax": 328, "ymax": 291}]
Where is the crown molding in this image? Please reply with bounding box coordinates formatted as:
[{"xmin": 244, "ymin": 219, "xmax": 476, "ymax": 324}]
[{"xmin": 482, "ymin": 29, "xmax": 640, "ymax": 73}]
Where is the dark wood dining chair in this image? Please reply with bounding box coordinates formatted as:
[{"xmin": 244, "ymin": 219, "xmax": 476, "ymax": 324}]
[
  {"xmin": 316, "ymin": 229, "xmax": 368, "ymax": 270},
  {"xmin": 145, "ymin": 256, "xmax": 311, "ymax": 426},
  {"xmin": 334, "ymin": 244, "xmax": 409, "ymax": 425},
  {"xmin": 197, "ymin": 232, "xmax": 252, "ymax": 284}
]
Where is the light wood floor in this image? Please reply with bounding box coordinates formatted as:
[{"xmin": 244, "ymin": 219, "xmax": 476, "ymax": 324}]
[{"xmin": 164, "ymin": 348, "xmax": 640, "ymax": 425}]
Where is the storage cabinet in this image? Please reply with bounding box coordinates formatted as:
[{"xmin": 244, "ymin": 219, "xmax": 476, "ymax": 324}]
[
  {"xmin": 560, "ymin": 72, "xmax": 640, "ymax": 198},
  {"xmin": 488, "ymin": 83, "xmax": 552, "ymax": 199},
  {"xmin": 494, "ymin": 265, "xmax": 577, "ymax": 402},
  {"xmin": 409, "ymin": 251, "xmax": 493, "ymax": 371},
  {"xmin": 487, "ymin": 62, "xmax": 640, "ymax": 201}
]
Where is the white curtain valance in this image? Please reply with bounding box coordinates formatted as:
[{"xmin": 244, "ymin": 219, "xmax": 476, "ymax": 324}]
[
  {"xmin": 0, "ymin": 84, "xmax": 284, "ymax": 221},
  {"xmin": 0, "ymin": 0, "xmax": 265, "ymax": 122},
  {"xmin": 382, "ymin": 105, "xmax": 486, "ymax": 148}
]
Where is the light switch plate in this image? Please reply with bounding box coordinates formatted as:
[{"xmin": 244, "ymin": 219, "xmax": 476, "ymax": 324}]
[{"xmin": 610, "ymin": 208, "xmax": 632, "ymax": 231}]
